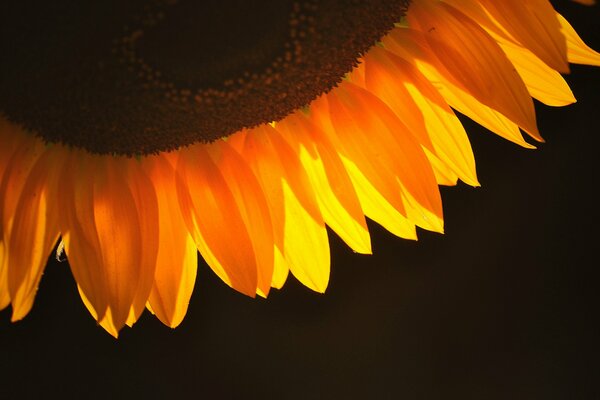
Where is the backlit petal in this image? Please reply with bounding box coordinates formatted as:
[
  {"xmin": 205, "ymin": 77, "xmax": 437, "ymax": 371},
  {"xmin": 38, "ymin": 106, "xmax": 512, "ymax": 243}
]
[
  {"xmin": 407, "ymin": 0, "xmax": 541, "ymax": 141},
  {"xmin": 143, "ymin": 155, "xmax": 197, "ymax": 328},
  {"xmin": 177, "ymin": 144, "xmax": 258, "ymax": 297}
]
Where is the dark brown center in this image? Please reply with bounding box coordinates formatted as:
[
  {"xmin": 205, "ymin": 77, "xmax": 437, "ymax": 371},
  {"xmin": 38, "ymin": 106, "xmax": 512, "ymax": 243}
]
[{"xmin": 0, "ymin": 0, "xmax": 408, "ymax": 155}]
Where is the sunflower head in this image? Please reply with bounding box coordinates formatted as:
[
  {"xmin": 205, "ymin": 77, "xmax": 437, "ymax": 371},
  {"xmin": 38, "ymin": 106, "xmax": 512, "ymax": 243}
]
[{"xmin": 0, "ymin": 0, "xmax": 599, "ymax": 336}]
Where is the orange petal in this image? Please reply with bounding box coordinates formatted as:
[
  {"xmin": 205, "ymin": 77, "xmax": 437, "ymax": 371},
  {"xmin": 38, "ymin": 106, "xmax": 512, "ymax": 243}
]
[
  {"xmin": 384, "ymin": 27, "xmax": 535, "ymax": 148},
  {"xmin": 7, "ymin": 146, "xmax": 61, "ymax": 321},
  {"xmin": 0, "ymin": 241, "xmax": 9, "ymax": 310},
  {"xmin": 475, "ymin": 0, "xmax": 569, "ymax": 73},
  {"xmin": 309, "ymin": 95, "xmax": 418, "ymax": 240},
  {"xmin": 208, "ymin": 140, "xmax": 274, "ymax": 297},
  {"xmin": 407, "ymin": 0, "xmax": 541, "ymax": 141},
  {"xmin": 123, "ymin": 158, "xmax": 160, "ymax": 327},
  {"xmin": 325, "ymin": 82, "xmax": 443, "ymax": 233},
  {"xmin": 557, "ymin": 13, "xmax": 600, "ymax": 66},
  {"xmin": 445, "ymin": 0, "xmax": 569, "ymax": 72},
  {"xmin": 143, "ymin": 155, "xmax": 197, "ymax": 328},
  {"xmin": 364, "ymin": 47, "xmax": 479, "ymax": 186},
  {"xmin": 238, "ymin": 125, "xmax": 330, "ymax": 293},
  {"xmin": 497, "ymin": 38, "xmax": 575, "ymax": 107},
  {"xmin": 276, "ymin": 112, "xmax": 371, "ymax": 254},
  {"xmin": 92, "ymin": 156, "xmax": 149, "ymax": 331},
  {"xmin": 58, "ymin": 151, "xmax": 109, "ymax": 323},
  {"xmin": 176, "ymin": 144, "xmax": 258, "ymax": 297}
]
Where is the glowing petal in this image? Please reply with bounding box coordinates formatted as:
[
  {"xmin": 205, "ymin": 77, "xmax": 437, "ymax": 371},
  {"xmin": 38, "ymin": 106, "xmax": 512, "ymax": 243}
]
[
  {"xmin": 557, "ymin": 13, "xmax": 600, "ymax": 66},
  {"xmin": 6, "ymin": 148, "xmax": 61, "ymax": 320},
  {"xmin": 0, "ymin": 242, "xmax": 9, "ymax": 310},
  {"xmin": 92, "ymin": 157, "xmax": 151, "ymax": 331},
  {"xmin": 238, "ymin": 126, "xmax": 330, "ymax": 293},
  {"xmin": 59, "ymin": 151, "xmax": 110, "ymax": 323},
  {"xmin": 208, "ymin": 140, "xmax": 274, "ymax": 297},
  {"xmin": 407, "ymin": 0, "xmax": 541, "ymax": 141},
  {"xmin": 497, "ymin": 38, "xmax": 575, "ymax": 106},
  {"xmin": 309, "ymin": 94, "xmax": 417, "ymax": 240},
  {"xmin": 143, "ymin": 155, "xmax": 197, "ymax": 328},
  {"xmin": 364, "ymin": 46, "xmax": 479, "ymax": 186},
  {"xmin": 385, "ymin": 27, "xmax": 535, "ymax": 148},
  {"xmin": 445, "ymin": 0, "xmax": 569, "ymax": 72},
  {"xmin": 325, "ymin": 82, "xmax": 443, "ymax": 233},
  {"xmin": 177, "ymin": 145, "xmax": 258, "ymax": 297},
  {"xmin": 123, "ymin": 158, "xmax": 160, "ymax": 327},
  {"xmin": 276, "ymin": 113, "xmax": 371, "ymax": 254}
]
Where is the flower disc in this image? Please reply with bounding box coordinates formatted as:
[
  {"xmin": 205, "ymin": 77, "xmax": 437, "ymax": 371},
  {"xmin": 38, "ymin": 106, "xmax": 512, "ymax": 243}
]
[{"xmin": 0, "ymin": 0, "xmax": 408, "ymax": 155}]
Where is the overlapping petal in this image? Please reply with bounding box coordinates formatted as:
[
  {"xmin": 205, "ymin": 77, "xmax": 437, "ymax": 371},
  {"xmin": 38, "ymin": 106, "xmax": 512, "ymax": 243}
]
[{"xmin": 0, "ymin": 0, "xmax": 598, "ymax": 336}]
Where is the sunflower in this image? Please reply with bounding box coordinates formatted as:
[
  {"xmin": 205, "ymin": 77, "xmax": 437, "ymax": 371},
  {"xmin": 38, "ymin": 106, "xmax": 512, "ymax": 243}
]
[{"xmin": 1, "ymin": 0, "xmax": 598, "ymax": 337}]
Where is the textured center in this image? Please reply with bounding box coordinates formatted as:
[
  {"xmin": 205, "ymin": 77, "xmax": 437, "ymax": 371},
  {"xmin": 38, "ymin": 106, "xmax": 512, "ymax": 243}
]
[{"xmin": 0, "ymin": 0, "xmax": 408, "ymax": 155}]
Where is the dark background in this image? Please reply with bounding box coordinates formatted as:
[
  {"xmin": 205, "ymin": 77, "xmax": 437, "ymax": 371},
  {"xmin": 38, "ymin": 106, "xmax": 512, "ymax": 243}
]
[{"xmin": 1, "ymin": 2, "xmax": 598, "ymax": 399}]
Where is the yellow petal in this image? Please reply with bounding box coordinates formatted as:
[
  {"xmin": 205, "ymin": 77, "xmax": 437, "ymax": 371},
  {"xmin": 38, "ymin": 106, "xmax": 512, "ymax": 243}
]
[
  {"xmin": 309, "ymin": 94, "xmax": 417, "ymax": 240},
  {"xmin": 208, "ymin": 140, "xmax": 274, "ymax": 297},
  {"xmin": 238, "ymin": 125, "xmax": 330, "ymax": 293},
  {"xmin": 0, "ymin": 241, "xmax": 10, "ymax": 310},
  {"xmin": 326, "ymin": 82, "xmax": 443, "ymax": 233},
  {"xmin": 557, "ymin": 13, "xmax": 600, "ymax": 66},
  {"xmin": 276, "ymin": 112, "xmax": 371, "ymax": 254},
  {"xmin": 447, "ymin": 0, "xmax": 569, "ymax": 72},
  {"xmin": 59, "ymin": 153, "xmax": 108, "ymax": 322},
  {"xmin": 424, "ymin": 148, "xmax": 460, "ymax": 186},
  {"xmin": 91, "ymin": 156, "xmax": 147, "ymax": 331},
  {"xmin": 364, "ymin": 47, "xmax": 479, "ymax": 186},
  {"xmin": 176, "ymin": 145, "xmax": 258, "ymax": 297},
  {"xmin": 7, "ymin": 147, "xmax": 61, "ymax": 321},
  {"xmin": 123, "ymin": 158, "xmax": 160, "ymax": 327},
  {"xmin": 143, "ymin": 155, "xmax": 197, "ymax": 328},
  {"xmin": 383, "ymin": 27, "xmax": 535, "ymax": 148},
  {"xmin": 497, "ymin": 38, "xmax": 575, "ymax": 106},
  {"xmin": 407, "ymin": 0, "xmax": 541, "ymax": 141}
]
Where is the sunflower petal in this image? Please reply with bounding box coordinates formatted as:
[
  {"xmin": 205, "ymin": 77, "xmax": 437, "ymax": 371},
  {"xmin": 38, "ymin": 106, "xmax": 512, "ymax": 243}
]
[
  {"xmin": 557, "ymin": 13, "xmax": 600, "ymax": 66},
  {"xmin": 309, "ymin": 94, "xmax": 418, "ymax": 239},
  {"xmin": 58, "ymin": 151, "xmax": 110, "ymax": 323},
  {"xmin": 123, "ymin": 159, "xmax": 160, "ymax": 327},
  {"xmin": 177, "ymin": 145, "xmax": 258, "ymax": 297},
  {"xmin": 385, "ymin": 27, "xmax": 535, "ymax": 148},
  {"xmin": 6, "ymin": 147, "xmax": 61, "ymax": 320},
  {"xmin": 497, "ymin": 38, "xmax": 575, "ymax": 107},
  {"xmin": 0, "ymin": 241, "xmax": 9, "ymax": 310},
  {"xmin": 407, "ymin": 0, "xmax": 541, "ymax": 141},
  {"xmin": 325, "ymin": 82, "xmax": 443, "ymax": 233},
  {"xmin": 364, "ymin": 47, "xmax": 479, "ymax": 186},
  {"xmin": 238, "ymin": 126, "xmax": 330, "ymax": 293},
  {"xmin": 445, "ymin": 0, "xmax": 569, "ymax": 72},
  {"xmin": 208, "ymin": 140, "xmax": 274, "ymax": 297},
  {"xmin": 276, "ymin": 113, "xmax": 371, "ymax": 254},
  {"xmin": 477, "ymin": 0, "xmax": 569, "ymax": 72},
  {"xmin": 92, "ymin": 157, "xmax": 149, "ymax": 331},
  {"xmin": 143, "ymin": 155, "xmax": 197, "ymax": 328}
]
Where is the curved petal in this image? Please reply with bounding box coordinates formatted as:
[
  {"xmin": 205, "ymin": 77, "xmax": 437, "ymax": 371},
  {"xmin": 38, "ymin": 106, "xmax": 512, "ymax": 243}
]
[
  {"xmin": 407, "ymin": 0, "xmax": 540, "ymax": 141},
  {"xmin": 557, "ymin": 13, "xmax": 600, "ymax": 66},
  {"xmin": 325, "ymin": 82, "xmax": 443, "ymax": 233},
  {"xmin": 364, "ymin": 47, "xmax": 479, "ymax": 186},
  {"xmin": 6, "ymin": 146, "xmax": 61, "ymax": 320},
  {"xmin": 208, "ymin": 140, "xmax": 274, "ymax": 297},
  {"xmin": 276, "ymin": 112, "xmax": 371, "ymax": 254},
  {"xmin": 384, "ymin": 27, "xmax": 535, "ymax": 148},
  {"xmin": 238, "ymin": 125, "xmax": 330, "ymax": 293},
  {"xmin": 143, "ymin": 155, "xmax": 197, "ymax": 328},
  {"xmin": 176, "ymin": 144, "xmax": 258, "ymax": 297}
]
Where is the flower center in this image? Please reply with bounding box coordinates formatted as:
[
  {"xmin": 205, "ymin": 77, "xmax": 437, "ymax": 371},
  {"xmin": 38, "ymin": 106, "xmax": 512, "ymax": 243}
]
[{"xmin": 0, "ymin": 0, "xmax": 408, "ymax": 155}]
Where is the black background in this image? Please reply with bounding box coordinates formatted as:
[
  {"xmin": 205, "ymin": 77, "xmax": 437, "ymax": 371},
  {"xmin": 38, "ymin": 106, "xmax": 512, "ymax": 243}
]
[{"xmin": 1, "ymin": 2, "xmax": 598, "ymax": 399}]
